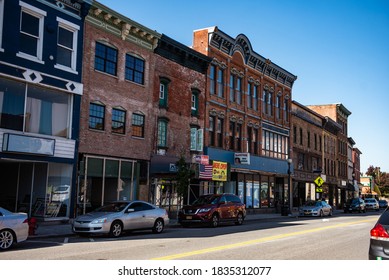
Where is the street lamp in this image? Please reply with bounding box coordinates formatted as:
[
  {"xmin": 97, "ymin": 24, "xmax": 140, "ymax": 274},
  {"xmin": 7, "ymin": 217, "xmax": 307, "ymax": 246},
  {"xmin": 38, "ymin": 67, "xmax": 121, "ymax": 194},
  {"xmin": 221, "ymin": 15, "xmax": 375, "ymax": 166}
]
[{"xmin": 287, "ymin": 158, "xmax": 293, "ymax": 214}]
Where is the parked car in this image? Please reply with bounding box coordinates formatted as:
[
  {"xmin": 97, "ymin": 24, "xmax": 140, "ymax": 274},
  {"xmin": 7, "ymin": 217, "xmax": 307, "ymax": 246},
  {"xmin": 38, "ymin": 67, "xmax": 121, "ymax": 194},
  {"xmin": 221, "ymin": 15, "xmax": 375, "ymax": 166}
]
[
  {"xmin": 379, "ymin": 200, "xmax": 388, "ymax": 209},
  {"xmin": 178, "ymin": 193, "xmax": 246, "ymax": 227},
  {"xmin": 369, "ymin": 207, "xmax": 389, "ymax": 260},
  {"xmin": 364, "ymin": 198, "xmax": 380, "ymax": 211},
  {"xmin": 298, "ymin": 200, "xmax": 332, "ymax": 217},
  {"xmin": 0, "ymin": 207, "xmax": 29, "ymax": 250},
  {"xmin": 344, "ymin": 198, "xmax": 366, "ymax": 213},
  {"xmin": 72, "ymin": 201, "xmax": 169, "ymax": 237}
]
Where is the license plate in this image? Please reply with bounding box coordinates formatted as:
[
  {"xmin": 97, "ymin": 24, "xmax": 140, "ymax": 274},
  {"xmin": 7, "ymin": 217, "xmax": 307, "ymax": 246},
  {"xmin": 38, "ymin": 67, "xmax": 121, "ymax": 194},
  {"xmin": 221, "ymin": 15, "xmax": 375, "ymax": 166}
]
[{"xmin": 186, "ymin": 216, "xmax": 192, "ymax": 220}]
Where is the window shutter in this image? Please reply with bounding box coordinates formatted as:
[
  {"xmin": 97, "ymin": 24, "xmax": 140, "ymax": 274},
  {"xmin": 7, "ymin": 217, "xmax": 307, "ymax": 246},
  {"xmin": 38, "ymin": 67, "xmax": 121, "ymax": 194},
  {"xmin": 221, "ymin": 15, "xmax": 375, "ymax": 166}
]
[{"xmin": 196, "ymin": 129, "xmax": 204, "ymax": 151}]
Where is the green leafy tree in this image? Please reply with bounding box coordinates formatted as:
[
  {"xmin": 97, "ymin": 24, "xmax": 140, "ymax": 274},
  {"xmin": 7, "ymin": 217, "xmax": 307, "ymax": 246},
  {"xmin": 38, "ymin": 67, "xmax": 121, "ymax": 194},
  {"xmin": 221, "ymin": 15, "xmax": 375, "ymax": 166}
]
[{"xmin": 366, "ymin": 166, "xmax": 389, "ymax": 197}]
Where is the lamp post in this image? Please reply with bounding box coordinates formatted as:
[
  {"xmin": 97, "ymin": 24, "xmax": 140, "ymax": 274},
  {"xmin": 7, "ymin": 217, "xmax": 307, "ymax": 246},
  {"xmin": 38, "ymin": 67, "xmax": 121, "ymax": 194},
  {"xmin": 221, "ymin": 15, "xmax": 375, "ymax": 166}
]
[{"xmin": 287, "ymin": 158, "xmax": 293, "ymax": 214}]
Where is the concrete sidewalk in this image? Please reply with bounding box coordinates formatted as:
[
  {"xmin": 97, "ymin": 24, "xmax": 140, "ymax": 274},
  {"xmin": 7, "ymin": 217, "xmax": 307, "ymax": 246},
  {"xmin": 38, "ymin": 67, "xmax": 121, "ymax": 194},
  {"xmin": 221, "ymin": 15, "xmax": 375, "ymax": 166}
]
[{"xmin": 29, "ymin": 212, "xmax": 300, "ymax": 239}]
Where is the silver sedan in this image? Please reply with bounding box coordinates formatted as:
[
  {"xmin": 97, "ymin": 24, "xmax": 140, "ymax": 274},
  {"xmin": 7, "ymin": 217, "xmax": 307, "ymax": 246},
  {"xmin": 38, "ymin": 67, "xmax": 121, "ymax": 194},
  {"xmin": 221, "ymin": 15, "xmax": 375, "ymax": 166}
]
[
  {"xmin": 72, "ymin": 201, "xmax": 169, "ymax": 237},
  {"xmin": 299, "ymin": 200, "xmax": 333, "ymax": 217},
  {"xmin": 0, "ymin": 207, "xmax": 29, "ymax": 250}
]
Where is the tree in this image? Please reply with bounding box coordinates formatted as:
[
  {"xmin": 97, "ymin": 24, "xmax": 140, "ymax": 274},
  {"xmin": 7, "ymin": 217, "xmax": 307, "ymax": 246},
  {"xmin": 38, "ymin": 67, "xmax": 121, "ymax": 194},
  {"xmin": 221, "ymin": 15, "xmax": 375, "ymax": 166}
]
[
  {"xmin": 175, "ymin": 154, "xmax": 193, "ymax": 205},
  {"xmin": 366, "ymin": 165, "xmax": 389, "ymax": 197}
]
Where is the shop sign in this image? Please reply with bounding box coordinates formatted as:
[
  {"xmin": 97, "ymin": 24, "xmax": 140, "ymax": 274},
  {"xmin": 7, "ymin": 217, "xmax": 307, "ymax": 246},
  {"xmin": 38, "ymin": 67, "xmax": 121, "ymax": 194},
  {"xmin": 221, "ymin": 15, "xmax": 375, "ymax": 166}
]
[
  {"xmin": 234, "ymin": 153, "xmax": 250, "ymax": 165},
  {"xmin": 212, "ymin": 161, "xmax": 227, "ymax": 181},
  {"xmin": 194, "ymin": 155, "xmax": 209, "ymax": 165},
  {"xmin": 2, "ymin": 133, "xmax": 55, "ymax": 156}
]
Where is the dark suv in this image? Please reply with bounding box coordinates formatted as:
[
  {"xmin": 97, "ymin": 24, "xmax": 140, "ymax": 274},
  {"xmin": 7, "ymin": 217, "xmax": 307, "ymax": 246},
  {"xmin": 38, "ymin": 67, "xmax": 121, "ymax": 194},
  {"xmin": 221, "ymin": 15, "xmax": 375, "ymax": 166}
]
[
  {"xmin": 178, "ymin": 193, "xmax": 246, "ymax": 227},
  {"xmin": 344, "ymin": 198, "xmax": 366, "ymax": 213},
  {"xmin": 369, "ymin": 207, "xmax": 389, "ymax": 260}
]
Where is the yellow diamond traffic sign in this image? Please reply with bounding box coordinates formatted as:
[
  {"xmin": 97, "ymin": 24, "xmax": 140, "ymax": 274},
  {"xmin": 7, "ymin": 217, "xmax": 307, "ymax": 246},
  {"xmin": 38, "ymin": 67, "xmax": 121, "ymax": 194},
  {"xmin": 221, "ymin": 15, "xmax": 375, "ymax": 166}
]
[{"xmin": 314, "ymin": 176, "xmax": 324, "ymax": 187}]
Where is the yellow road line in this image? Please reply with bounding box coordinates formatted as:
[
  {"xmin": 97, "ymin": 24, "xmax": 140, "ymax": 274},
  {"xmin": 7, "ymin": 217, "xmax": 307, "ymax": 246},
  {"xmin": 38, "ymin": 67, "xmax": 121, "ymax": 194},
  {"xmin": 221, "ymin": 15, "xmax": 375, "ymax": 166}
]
[{"xmin": 152, "ymin": 218, "xmax": 375, "ymax": 260}]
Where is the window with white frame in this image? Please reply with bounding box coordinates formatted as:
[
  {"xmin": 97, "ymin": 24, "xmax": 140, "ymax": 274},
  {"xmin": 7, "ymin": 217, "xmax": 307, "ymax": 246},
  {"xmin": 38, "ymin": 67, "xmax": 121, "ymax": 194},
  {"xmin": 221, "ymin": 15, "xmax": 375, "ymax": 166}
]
[
  {"xmin": 191, "ymin": 89, "xmax": 199, "ymax": 116},
  {"xmin": 55, "ymin": 17, "xmax": 79, "ymax": 73},
  {"xmin": 18, "ymin": 1, "xmax": 46, "ymax": 63}
]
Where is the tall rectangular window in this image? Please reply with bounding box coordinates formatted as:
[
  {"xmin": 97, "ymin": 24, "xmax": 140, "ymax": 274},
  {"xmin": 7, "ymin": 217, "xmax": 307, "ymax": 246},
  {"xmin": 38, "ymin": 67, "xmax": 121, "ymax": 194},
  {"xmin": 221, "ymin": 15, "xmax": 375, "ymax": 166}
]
[
  {"xmin": 229, "ymin": 75, "xmax": 235, "ymax": 102},
  {"xmin": 209, "ymin": 116, "xmax": 215, "ymax": 146},
  {"xmin": 217, "ymin": 118, "xmax": 223, "ymax": 148},
  {"xmin": 89, "ymin": 103, "xmax": 105, "ymax": 130},
  {"xmin": 56, "ymin": 18, "xmax": 79, "ymax": 72},
  {"xmin": 247, "ymin": 126, "xmax": 252, "ymax": 153},
  {"xmin": 276, "ymin": 95, "xmax": 281, "ymax": 119},
  {"xmin": 236, "ymin": 123, "xmax": 242, "ymax": 151},
  {"xmin": 217, "ymin": 69, "xmax": 224, "ymax": 98},
  {"xmin": 253, "ymin": 128, "xmax": 259, "ymax": 155},
  {"xmin": 112, "ymin": 108, "xmax": 126, "ymax": 134},
  {"xmin": 125, "ymin": 54, "xmax": 144, "ymax": 84},
  {"xmin": 18, "ymin": 2, "xmax": 46, "ymax": 62},
  {"xmin": 95, "ymin": 42, "xmax": 117, "ymax": 76},
  {"xmin": 159, "ymin": 79, "xmax": 169, "ymax": 107},
  {"xmin": 236, "ymin": 77, "xmax": 242, "ymax": 105},
  {"xmin": 157, "ymin": 119, "xmax": 168, "ymax": 147},
  {"xmin": 132, "ymin": 113, "xmax": 144, "ymax": 138},
  {"xmin": 191, "ymin": 90, "xmax": 199, "ymax": 116},
  {"xmin": 247, "ymin": 83, "xmax": 252, "ymax": 109},
  {"xmin": 284, "ymin": 99, "xmax": 289, "ymax": 122},
  {"xmin": 253, "ymin": 85, "xmax": 258, "ymax": 111},
  {"xmin": 209, "ymin": 65, "xmax": 216, "ymax": 95},
  {"xmin": 268, "ymin": 92, "xmax": 273, "ymax": 116},
  {"xmin": 229, "ymin": 121, "xmax": 235, "ymax": 150}
]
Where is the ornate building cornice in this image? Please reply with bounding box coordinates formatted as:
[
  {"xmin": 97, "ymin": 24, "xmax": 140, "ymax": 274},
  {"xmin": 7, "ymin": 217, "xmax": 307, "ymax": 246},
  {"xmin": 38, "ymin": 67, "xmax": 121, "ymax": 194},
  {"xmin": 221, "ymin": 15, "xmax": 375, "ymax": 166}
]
[
  {"xmin": 209, "ymin": 27, "xmax": 297, "ymax": 88},
  {"xmin": 87, "ymin": 1, "xmax": 161, "ymax": 50}
]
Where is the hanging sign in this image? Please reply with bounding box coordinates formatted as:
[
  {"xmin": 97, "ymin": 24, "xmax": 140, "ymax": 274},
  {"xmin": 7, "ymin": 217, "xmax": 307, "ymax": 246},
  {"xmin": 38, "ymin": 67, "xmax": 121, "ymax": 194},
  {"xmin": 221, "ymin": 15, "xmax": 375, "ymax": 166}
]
[{"xmin": 212, "ymin": 161, "xmax": 227, "ymax": 181}]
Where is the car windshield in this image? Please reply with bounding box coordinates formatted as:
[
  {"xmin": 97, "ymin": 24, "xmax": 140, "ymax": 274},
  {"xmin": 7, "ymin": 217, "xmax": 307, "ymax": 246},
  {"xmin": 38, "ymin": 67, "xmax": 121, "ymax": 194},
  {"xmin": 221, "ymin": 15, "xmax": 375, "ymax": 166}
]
[
  {"xmin": 305, "ymin": 201, "xmax": 321, "ymax": 207},
  {"xmin": 94, "ymin": 202, "xmax": 129, "ymax": 212},
  {"xmin": 192, "ymin": 195, "xmax": 219, "ymax": 205}
]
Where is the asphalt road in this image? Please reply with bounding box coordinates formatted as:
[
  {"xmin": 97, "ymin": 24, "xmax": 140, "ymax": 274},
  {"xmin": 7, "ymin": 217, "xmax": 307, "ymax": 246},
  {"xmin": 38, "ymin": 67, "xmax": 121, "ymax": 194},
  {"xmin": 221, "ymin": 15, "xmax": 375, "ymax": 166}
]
[{"xmin": 0, "ymin": 211, "xmax": 382, "ymax": 260}]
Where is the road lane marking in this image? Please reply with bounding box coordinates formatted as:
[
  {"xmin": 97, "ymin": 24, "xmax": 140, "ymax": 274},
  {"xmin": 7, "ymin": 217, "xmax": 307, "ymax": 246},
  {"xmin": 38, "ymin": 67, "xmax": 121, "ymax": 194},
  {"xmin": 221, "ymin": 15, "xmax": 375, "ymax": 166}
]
[{"xmin": 152, "ymin": 218, "xmax": 376, "ymax": 260}]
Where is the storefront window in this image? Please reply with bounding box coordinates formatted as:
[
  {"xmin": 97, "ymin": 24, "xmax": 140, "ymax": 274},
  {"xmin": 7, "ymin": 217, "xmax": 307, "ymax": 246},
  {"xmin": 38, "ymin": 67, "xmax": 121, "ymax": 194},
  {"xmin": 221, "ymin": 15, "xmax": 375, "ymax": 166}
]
[
  {"xmin": 269, "ymin": 177, "xmax": 275, "ymax": 207},
  {"xmin": 79, "ymin": 157, "xmax": 137, "ymax": 213},
  {"xmin": 46, "ymin": 163, "xmax": 72, "ymax": 218},
  {"xmin": 253, "ymin": 180, "xmax": 260, "ymax": 208},
  {"xmin": 261, "ymin": 176, "xmax": 269, "ymax": 207},
  {"xmin": 245, "ymin": 180, "xmax": 252, "ymax": 208}
]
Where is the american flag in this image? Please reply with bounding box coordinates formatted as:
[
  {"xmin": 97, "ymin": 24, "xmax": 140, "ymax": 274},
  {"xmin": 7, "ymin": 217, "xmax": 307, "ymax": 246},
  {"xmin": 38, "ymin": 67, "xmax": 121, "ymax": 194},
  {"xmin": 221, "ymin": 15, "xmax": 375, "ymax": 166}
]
[{"xmin": 199, "ymin": 164, "xmax": 213, "ymax": 180}]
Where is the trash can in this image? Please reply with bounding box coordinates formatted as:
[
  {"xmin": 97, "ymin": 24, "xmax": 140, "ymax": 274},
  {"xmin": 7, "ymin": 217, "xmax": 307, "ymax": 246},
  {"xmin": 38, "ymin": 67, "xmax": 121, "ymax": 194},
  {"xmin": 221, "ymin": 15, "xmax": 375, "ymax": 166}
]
[{"xmin": 281, "ymin": 206, "xmax": 288, "ymax": 216}]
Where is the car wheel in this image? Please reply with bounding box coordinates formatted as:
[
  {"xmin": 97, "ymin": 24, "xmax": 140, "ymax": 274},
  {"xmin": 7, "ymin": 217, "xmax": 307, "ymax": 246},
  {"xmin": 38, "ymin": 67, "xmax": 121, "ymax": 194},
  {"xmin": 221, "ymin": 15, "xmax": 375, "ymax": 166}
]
[
  {"xmin": 235, "ymin": 212, "xmax": 244, "ymax": 225},
  {"xmin": 109, "ymin": 221, "xmax": 123, "ymax": 237},
  {"xmin": 329, "ymin": 209, "xmax": 333, "ymax": 216},
  {"xmin": 210, "ymin": 214, "xmax": 219, "ymax": 228},
  {"xmin": 152, "ymin": 219, "xmax": 164, "ymax": 234},
  {"xmin": 0, "ymin": 229, "xmax": 14, "ymax": 250},
  {"xmin": 319, "ymin": 210, "xmax": 324, "ymax": 217}
]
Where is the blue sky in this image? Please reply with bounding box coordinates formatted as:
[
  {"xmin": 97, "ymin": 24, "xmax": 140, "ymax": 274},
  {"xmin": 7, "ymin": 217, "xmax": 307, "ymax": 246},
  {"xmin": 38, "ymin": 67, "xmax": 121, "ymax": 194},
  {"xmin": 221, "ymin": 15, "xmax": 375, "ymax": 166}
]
[{"xmin": 98, "ymin": 0, "xmax": 389, "ymax": 173}]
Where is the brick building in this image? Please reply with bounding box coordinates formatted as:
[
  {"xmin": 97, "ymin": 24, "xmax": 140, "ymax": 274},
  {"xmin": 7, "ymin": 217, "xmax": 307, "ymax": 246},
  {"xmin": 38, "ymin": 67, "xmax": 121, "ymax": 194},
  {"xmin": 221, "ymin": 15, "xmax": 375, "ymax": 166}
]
[
  {"xmin": 78, "ymin": 1, "xmax": 160, "ymax": 214},
  {"xmin": 150, "ymin": 34, "xmax": 211, "ymax": 210},
  {"xmin": 308, "ymin": 103, "xmax": 352, "ymax": 208},
  {"xmin": 192, "ymin": 27, "xmax": 297, "ymax": 213},
  {"xmin": 291, "ymin": 101, "xmax": 323, "ymax": 207}
]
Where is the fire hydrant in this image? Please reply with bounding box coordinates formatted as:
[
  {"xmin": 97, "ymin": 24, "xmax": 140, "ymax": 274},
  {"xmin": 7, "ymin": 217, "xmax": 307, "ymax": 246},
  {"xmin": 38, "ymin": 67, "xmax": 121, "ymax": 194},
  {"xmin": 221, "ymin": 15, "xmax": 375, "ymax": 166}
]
[{"xmin": 28, "ymin": 217, "xmax": 37, "ymax": 236}]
